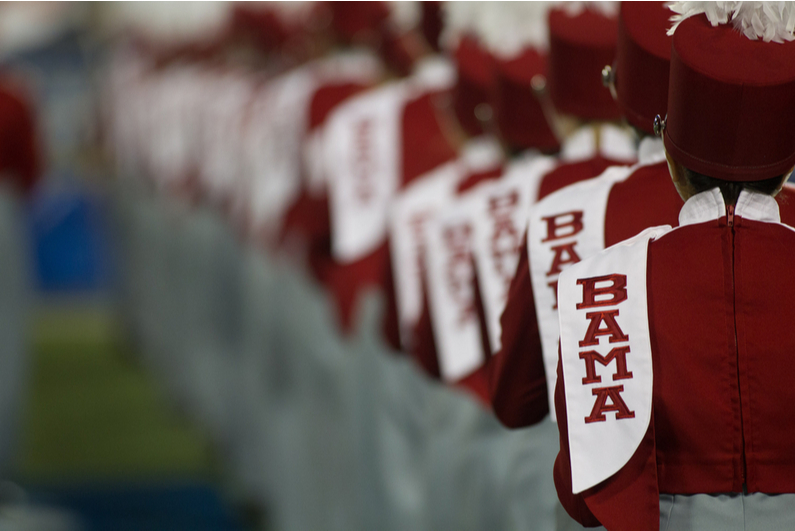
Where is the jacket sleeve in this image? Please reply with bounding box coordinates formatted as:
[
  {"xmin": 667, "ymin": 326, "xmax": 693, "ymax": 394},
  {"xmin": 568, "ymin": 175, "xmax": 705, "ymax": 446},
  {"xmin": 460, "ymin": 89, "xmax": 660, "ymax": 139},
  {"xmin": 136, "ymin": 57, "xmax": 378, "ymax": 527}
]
[
  {"xmin": 553, "ymin": 354, "xmax": 602, "ymax": 527},
  {"xmin": 487, "ymin": 234, "xmax": 550, "ymax": 428}
]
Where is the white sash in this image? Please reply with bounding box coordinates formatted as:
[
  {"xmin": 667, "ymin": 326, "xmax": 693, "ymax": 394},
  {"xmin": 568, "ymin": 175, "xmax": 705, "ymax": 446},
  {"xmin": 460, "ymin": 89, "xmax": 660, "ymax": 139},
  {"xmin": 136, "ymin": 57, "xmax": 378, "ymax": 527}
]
[
  {"xmin": 528, "ymin": 166, "xmax": 635, "ymax": 418},
  {"xmin": 326, "ymin": 82, "xmax": 411, "ymax": 263},
  {"xmin": 469, "ymin": 154, "xmax": 556, "ymax": 353},
  {"xmin": 557, "ymin": 225, "xmax": 670, "ymax": 494},
  {"xmin": 199, "ymin": 71, "xmax": 255, "ymax": 202},
  {"xmin": 425, "ymin": 191, "xmax": 484, "ymax": 381},
  {"xmin": 389, "ymin": 162, "xmax": 460, "ymax": 348},
  {"xmin": 389, "ymin": 137, "xmax": 503, "ymax": 349}
]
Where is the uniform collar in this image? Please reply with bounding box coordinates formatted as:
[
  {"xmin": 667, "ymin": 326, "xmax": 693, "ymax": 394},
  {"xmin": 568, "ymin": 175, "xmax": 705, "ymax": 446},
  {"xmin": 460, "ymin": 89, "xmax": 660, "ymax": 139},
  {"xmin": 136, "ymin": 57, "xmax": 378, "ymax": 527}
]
[
  {"xmin": 637, "ymin": 137, "xmax": 665, "ymax": 165},
  {"xmin": 560, "ymin": 124, "xmax": 637, "ymax": 163},
  {"xmin": 679, "ymin": 188, "xmax": 781, "ymax": 227}
]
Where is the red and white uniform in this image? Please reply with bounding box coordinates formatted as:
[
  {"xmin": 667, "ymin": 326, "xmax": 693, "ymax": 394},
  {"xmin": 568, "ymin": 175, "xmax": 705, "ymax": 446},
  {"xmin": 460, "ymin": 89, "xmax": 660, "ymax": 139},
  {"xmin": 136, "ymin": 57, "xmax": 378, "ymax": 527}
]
[
  {"xmin": 249, "ymin": 50, "xmax": 382, "ymax": 246},
  {"xmin": 389, "ymin": 136, "xmax": 504, "ymax": 352},
  {"xmin": 489, "ymin": 137, "xmax": 795, "ymax": 428},
  {"xmin": 0, "ymin": 78, "xmax": 40, "ymax": 194},
  {"xmin": 554, "ymin": 189, "xmax": 795, "ymax": 530},
  {"xmin": 417, "ymin": 127, "xmax": 636, "ymax": 404},
  {"xmin": 318, "ymin": 57, "xmax": 459, "ymax": 334}
]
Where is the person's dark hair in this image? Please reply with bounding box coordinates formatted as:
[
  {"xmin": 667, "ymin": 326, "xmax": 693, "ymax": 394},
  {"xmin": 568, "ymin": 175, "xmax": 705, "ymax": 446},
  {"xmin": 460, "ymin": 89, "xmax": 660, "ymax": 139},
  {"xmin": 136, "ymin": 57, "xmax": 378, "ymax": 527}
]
[{"xmin": 683, "ymin": 167, "xmax": 787, "ymax": 206}]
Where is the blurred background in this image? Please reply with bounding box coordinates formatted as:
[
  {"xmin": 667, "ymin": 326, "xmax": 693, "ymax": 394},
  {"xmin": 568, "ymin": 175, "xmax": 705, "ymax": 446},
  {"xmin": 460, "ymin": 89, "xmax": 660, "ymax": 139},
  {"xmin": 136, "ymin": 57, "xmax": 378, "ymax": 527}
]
[
  {"xmin": 0, "ymin": 2, "xmax": 572, "ymax": 530},
  {"xmin": 0, "ymin": 2, "xmax": 251, "ymax": 531}
]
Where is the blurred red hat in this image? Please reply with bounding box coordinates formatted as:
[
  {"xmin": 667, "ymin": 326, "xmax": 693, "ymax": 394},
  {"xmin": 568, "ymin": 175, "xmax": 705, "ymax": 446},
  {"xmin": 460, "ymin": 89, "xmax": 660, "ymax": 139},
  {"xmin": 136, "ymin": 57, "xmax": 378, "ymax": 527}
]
[
  {"xmin": 613, "ymin": 2, "xmax": 672, "ymax": 135},
  {"xmin": 547, "ymin": 5, "xmax": 621, "ymax": 121},
  {"xmin": 329, "ymin": 1, "xmax": 389, "ymax": 45},
  {"xmin": 664, "ymin": 7, "xmax": 795, "ymax": 181},
  {"xmin": 492, "ymin": 48, "xmax": 559, "ymax": 152},
  {"xmin": 451, "ymin": 36, "xmax": 494, "ymax": 137}
]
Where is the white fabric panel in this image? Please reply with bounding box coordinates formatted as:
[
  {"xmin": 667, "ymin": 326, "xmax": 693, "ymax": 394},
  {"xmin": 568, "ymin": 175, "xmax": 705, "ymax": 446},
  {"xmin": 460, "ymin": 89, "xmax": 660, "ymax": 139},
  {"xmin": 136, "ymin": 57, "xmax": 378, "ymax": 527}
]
[
  {"xmin": 528, "ymin": 165, "xmax": 633, "ymax": 417},
  {"xmin": 558, "ymin": 225, "xmax": 669, "ymax": 493},
  {"xmin": 470, "ymin": 154, "xmax": 556, "ymax": 353}
]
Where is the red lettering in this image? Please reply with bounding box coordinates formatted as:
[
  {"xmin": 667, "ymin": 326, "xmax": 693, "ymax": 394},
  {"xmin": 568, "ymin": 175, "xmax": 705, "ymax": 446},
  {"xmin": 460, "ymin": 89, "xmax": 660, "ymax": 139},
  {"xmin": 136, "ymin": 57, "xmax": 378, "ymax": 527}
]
[
  {"xmin": 488, "ymin": 190, "xmax": 519, "ymax": 215},
  {"xmin": 489, "ymin": 192, "xmax": 521, "ymax": 288},
  {"xmin": 578, "ymin": 346, "xmax": 633, "ymax": 384},
  {"xmin": 585, "ymin": 385, "xmax": 636, "ymax": 423},
  {"xmin": 578, "ymin": 310, "xmax": 629, "ymax": 347},
  {"xmin": 354, "ymin": 119, "xmax": 374, "ymax": 201},
  {"xmin": 576, "ymin": 274, "xmax": 627, "ymax": 309},
  {"xmin": 542, "ymin": 211, "xmax": 584, "ymax": 242},
  {"xmin": 443, "ymin": 223, "xmax": 475, "ymax": 324},
  {"xmin": 546, "ymin": 242, "xmax": 581, "ymax": 276},
  {"xmin": 548, "ymin": 280, "xmax": 559, "ymax": 310}
]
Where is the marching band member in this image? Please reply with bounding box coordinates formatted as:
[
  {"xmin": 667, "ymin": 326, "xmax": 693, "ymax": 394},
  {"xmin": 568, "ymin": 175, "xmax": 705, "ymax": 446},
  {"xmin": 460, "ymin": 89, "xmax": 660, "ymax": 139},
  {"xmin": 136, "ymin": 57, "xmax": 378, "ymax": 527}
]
[{"xmin": 554, "ymin": 4, "xmax": 795, "ymax": 529}]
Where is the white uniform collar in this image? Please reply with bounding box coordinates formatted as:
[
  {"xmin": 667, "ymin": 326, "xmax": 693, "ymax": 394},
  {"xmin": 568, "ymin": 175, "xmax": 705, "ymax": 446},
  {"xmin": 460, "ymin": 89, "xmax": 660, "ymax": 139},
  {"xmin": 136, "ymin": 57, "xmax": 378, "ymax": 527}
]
[
  {"xmin": 637, "ymin": 137, "xmax": 665, "ymax": 165},
  {"xmin": 559, "ymin": 124, "xmax": 637, "ymax": 163},
  {"xmin": 679, "ymin": 188, "xmax": 781, "ymax": 227}
]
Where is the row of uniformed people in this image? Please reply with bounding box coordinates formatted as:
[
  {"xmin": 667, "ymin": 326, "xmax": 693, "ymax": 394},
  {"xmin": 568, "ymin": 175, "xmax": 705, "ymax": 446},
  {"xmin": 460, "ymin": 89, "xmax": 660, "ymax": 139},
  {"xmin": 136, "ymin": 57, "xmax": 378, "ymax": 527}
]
[
  {"xmin": 105, "ymin": 3, "xmax": 639, "ymax": 530},
  {"xmin": 105, "ymin": 2, "xmax": 795, "ymax": 529}
]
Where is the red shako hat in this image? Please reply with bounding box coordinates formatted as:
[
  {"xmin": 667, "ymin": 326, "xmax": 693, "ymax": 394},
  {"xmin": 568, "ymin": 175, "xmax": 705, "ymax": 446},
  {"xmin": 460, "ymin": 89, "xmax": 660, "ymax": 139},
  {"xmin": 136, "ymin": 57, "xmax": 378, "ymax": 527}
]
[
  {"xmin": 451, "ymin": 36, "xmax": 495, "ymax": 137},
  {"xmin": 664, "ymin": 8, "xmax": 795, "ymax": 181},
  {"xmin": 614, "ymin": 2, "xmax": 672, "ymax": 135},
  {"xmin": 492, "ymin": 48, "xmax": 559, "ymax": 152},
  {"xmin": 329, "ymin": 1, "xmax": 390, "ymax": 45},
  {"xmin": 547, "ymin": 6, "xmax": 621, "ymax": 121}
]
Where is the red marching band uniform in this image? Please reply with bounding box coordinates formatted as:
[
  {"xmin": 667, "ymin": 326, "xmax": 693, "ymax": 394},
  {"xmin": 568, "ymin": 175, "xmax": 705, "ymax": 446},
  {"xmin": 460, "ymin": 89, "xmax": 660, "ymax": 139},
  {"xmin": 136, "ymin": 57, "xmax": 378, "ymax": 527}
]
[
  {"xmin": 412, "ymin": 4, "xmax": 638, "ymax": 407},
  {"xmin": 553, "ymin": 4, "xmax": 795, "ymax": 530}
]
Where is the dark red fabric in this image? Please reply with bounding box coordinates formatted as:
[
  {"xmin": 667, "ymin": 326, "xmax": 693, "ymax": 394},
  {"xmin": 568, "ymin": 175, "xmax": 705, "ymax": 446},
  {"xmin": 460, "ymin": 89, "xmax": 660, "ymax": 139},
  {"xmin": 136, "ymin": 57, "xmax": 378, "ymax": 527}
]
[
  {"xmin": 557, "ymin": 205, "xmax": 795, "ymax": 528},
  {"xmin": 401, "ymin": 91, "xmax": 458, "ymax": 187},
  {"xmin": 455, "ymin": 164, "xmax": 503, "ymax": 195},
  {"xmin": 421, "ymin": 1, "xmax": 443, "ymax": 52},
  {"xmin": 605, "ymin": 161, "xmax": 682, "ymax": 242},
  {"xmin": 648, "ymin": 215, "xmax": 795, "ymax": 494},
  {"xmin": 614, "ymin": 2, "xmax": 671, "ymax": 135},
  {"xmin": 230, "ymin": 5, "xmax": 291, "ymax": 52},
  {"xmin": 309, "ymin": 82, "xmax": 371, "ymax": 129},
  {"xmin": 452, "ymin": 36, "xmax": 494, "ymax": 138},
  {"xmin": 665, "ymin": 14, "xmax": 795, "ymax": 181},
  {"xmin": 329, "ymin": 1, "xmax": 389, "ymax": 44},
  {"xmin": 381, "ymin": 246, "xmax": 403, "ymax": 351},
  {"xmin": 411, "ymin": 282, "xmax": 442, "ymax": 379},
  {"xmin": 487, "ymin": 239, "xmax": 550, "ymax": 428},
  {"xmin": 492, "ymin": 48, "xmax": 559, "ymax": 152},
  {"xmin": 328, "ymin": 87, "xmax": 457, "ymax": 335},
  {"xmin": 547, "ymin": 7, "xmax": 620, "ymax": 121},
  {"xmin": 554, "ymin": 357, "xmax": 661, "ymax": 531},
  {"xmin": 327, "ymin": 241, "xmax": 390, "ymax": 333},
  {"xmin": 280, "ymin": 81, "xmax": 370, "ymax": 276},
  {"xmin": 0, "ymin": 83, "xmax": 40, "ymax": 193},
  {"xmin": 408, "ymin": 257, "xmax": 492, "ymax": 410},
  {"xmin": 537, "ymin": 155, "xmax": 631, "ymax": 201},
  {"xmin": 455, "ymin": 365, "xmax": 491, "ymax": 408}
]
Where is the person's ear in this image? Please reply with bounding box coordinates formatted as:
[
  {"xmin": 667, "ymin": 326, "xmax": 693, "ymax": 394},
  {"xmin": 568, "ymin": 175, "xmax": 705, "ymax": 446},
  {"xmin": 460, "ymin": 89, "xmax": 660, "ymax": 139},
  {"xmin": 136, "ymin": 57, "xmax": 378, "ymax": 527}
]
[{"xmin": 665, "ymin": 150, "xmax": 695, "ymax": 202}]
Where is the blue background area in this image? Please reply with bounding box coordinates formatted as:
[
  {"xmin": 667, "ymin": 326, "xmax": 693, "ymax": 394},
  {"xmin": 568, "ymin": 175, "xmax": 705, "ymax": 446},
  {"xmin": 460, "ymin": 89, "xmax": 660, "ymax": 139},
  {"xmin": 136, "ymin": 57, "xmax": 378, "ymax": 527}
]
[
  {"xmin": 28, "ymin": 482, "xmax": 247, "ymax": 531},
  {"xmin": 27, "ymin": 180, "xmax": 114, "ymax": 293}
]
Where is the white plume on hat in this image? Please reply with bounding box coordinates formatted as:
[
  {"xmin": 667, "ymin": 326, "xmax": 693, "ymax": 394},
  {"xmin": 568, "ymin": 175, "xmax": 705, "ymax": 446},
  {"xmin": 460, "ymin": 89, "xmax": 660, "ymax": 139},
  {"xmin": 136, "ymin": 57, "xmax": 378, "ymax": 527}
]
[
  {"xmin": 480, "ymin": 1, "xmax": 550, "ymax": 57},
  {"xmin": 439, "ymin": 2, "xmax": 489, "ymax": 50},
  {"xmin": 443, "ymin": 1, "xmax": 618, "ymax": 59},
  {"xmin": 558, "ymin": 1, "xmax": 619, "ymax": 19},
  {"xmin": 388, "ymin": 1, "xmax": 422, "ymax": 34},
  {"xmin": 667, "ymin": 1, "xmax": 795, "ymax": 42}
]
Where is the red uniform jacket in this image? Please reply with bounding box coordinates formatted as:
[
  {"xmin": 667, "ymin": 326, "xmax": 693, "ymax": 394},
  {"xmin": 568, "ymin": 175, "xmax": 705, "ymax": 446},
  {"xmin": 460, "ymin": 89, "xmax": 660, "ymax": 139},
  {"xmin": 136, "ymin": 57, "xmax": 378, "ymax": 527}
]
[
  {"xmin": 554, "ymin": 189, "xmax": 795, "ymax": 530},
  {"xmin": 0, "ymin": 81, "xmax": 40, "ymax": 193},
  {"xmin": 412, "ymin": 152, "xmax": 631, "ymax": 405},
  {"xmin": 489, "ymin": 140, "xmax": 795, "ymax": 429}
]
